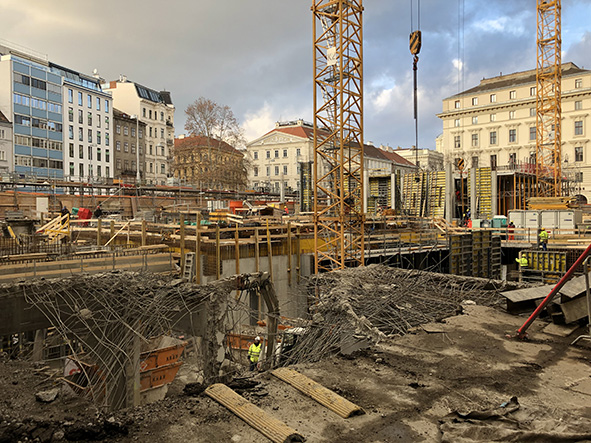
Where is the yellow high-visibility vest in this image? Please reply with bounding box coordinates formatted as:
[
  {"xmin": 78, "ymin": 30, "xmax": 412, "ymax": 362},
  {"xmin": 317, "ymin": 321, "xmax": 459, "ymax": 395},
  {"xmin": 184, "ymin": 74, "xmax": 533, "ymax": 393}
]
[{"xmin": 248, "ymin": 343, "xmax": 262, "ymax": 363}]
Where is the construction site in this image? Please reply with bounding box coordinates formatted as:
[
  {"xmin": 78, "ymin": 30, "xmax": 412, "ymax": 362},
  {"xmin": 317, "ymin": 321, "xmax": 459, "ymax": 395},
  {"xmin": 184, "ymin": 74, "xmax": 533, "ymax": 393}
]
[{"xmin": 2, "ymin": 1, "xmax": 591, "ymax": 443}]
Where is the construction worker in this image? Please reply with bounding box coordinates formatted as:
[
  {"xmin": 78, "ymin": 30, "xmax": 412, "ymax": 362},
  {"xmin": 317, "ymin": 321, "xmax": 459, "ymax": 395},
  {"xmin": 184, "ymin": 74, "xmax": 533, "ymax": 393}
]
[
  {"xmin": 248, "ymin": 336, "xmax": 262, "ymax": 371},
  {"xmin": 508, "ymin": 221, "xmax": 515, "ymax": 241},
  {"xmin": 515, "ymin": 255, "xmax": 528, "ymax": 268},
  {"xmin": 539, "ymin": 227, "xmax": 549, "ymax": 251}
]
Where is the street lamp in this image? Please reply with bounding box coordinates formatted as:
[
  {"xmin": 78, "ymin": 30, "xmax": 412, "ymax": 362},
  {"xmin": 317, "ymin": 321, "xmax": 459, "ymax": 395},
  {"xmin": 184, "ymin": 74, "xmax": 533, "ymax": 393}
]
[{"xmin": 130, "ymin": 115, "xmax": 141, "ymax": 184}]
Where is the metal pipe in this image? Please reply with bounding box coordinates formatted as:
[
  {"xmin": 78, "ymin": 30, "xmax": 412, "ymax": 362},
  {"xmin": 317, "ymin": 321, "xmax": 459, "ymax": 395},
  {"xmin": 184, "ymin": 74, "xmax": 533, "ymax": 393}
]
[{"xmin": 516, "ymin": 241, "xmax": 591, "ymax": 338}]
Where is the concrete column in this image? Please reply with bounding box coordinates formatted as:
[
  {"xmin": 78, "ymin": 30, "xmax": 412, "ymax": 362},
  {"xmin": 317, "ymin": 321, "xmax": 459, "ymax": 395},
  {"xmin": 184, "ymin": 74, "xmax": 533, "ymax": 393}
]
[
  {"xmin": 445, "ymin": 162, "xmax": 454, "ymax": 222},
  {"xmin": 390, "ymin": 172, "xmax": 396, "ymax": 209},
  {"xmin": 363, "ymin": 172, "xmax": 369, "ymax": 214},
  {"xmin": 470, "ymin": 166, "xmax": 477, "ymax": 218}
]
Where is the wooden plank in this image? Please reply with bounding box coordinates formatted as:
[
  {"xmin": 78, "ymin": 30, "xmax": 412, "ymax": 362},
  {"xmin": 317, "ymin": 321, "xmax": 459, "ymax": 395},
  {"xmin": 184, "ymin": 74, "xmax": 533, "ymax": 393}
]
[
  {"xmin": 205, "ymin": 384, "xmax": 304, "ymax": 443},
  {"xmin": 272, "ymin": 367, "xmax": 364, "ymax": 419}
]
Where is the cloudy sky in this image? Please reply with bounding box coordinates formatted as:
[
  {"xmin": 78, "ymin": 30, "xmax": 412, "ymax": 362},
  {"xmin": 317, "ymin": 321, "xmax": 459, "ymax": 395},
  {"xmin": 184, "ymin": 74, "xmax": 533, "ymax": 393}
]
[{"xmin": 2, "ymin": 0, "xmax": 591, "ymax": 149}]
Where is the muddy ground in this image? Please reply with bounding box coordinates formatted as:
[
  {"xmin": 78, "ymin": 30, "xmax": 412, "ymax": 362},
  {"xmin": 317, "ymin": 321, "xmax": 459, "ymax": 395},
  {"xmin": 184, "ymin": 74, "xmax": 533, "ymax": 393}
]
[{"xmin": 1, "ymin": 303, "xmax": 591, "ymax": 442}]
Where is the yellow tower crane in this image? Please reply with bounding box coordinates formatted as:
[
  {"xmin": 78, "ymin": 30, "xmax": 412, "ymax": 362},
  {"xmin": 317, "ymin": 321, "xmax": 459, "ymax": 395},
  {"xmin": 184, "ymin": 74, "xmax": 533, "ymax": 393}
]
[
  {"xmin": 312, "ymin": 0, "xmax": 365, "ymax": 273},
  {"xmin": 535, "ymin": 0, "xmax": 562, "ymax": 196}
]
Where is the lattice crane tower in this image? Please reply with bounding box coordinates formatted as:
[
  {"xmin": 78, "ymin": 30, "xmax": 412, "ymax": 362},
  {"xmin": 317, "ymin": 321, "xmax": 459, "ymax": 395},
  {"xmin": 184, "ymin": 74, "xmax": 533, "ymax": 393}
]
[
  {"xmin": 312, "ymin": 0, "xmax": 365, "ymax": 273},
  {"xmin": 535, "ymin": 0, "xmax": 562, "ymax": 196}
]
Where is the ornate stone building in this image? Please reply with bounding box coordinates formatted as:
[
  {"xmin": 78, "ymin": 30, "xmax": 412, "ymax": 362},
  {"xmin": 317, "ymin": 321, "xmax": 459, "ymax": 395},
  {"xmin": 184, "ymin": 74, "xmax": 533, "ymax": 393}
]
[{"xmin": 172, "ymin": 135, "xmax": 246, "ymax": 190}]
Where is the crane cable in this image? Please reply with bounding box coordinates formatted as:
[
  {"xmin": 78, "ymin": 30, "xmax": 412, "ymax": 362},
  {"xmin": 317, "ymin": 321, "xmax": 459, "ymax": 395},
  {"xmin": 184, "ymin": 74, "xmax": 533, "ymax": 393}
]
[{"xmin": 410, "ymin": 0, "xmax": 422, "ymax": 211}]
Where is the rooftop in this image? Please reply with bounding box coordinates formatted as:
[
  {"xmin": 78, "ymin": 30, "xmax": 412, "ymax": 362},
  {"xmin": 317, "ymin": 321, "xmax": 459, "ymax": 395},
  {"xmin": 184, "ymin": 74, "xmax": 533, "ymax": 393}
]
[
  {"xmin": 0, "ymin": 110, "xmax": 10, "ymax": 124},
  {"xmin": 174, "ymin": 135, "xmax": 242, "ymax": 156}
]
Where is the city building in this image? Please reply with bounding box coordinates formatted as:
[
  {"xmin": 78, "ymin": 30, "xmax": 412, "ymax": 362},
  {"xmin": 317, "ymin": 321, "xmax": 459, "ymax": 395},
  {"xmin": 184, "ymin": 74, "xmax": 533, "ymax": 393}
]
[
  {"xmin": 437, "ymin": 62, "xmax": 591, "ymax": 201},
  {"xmin": 172, "ymin": 135, "xmax": 246, "ymax": 190},
  {"xmin": 392, "ymin": 147, "xmax": 444, "ymax": 171},
  {"xmin": 0, "ymin": 45, "xmax": 64, "ymax": 179},
  {"xmin": 102, "ymin": 77, "xmax": 175, "ymax": 185},
  {"xmin": 0, "ymin": 111, "xmax": 12, "ymax": 174},
  {"xmin": 54, "ymin": 65, "xmax": 112, "ymax": 182},
  {"xmin": 246, "ymin": 119, "xmax": 314, "ymax": 193},
  {"xmin": 113, "ymin": 109, "xmax": 146, "ymax": 183}
]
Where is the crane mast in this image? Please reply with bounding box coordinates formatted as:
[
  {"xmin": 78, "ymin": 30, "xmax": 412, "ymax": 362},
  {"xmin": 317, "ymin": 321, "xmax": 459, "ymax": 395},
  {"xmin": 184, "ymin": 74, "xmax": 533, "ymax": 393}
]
[
  {"xmin": 312, "ymin": 0, "xmax": 365, "ymax": 273},
  {"xmin": 536, "ymin": 0, "xmax": 562, "ymax": 196}
]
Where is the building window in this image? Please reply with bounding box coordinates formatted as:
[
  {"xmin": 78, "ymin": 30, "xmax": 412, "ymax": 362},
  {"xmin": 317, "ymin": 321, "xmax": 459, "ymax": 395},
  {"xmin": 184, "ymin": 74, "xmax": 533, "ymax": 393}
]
[
  {"xmin": 509, "ymin": 153, "xmax": 517, "ymax": 167},
  {"xmin": 138, "ymin": 128, "xmax": 142, "ymax": 138},
  {"xmin": 69, "ymin": 143, "xmax": 74, "ymax": 157},
  {"xmin": 78, "ymin": 110, "xmax": 83, "ymax": 124},
  {"xmin": 105, "ymin": 133, "xmax": 109, "ymax": 146},
  {"xmin": 575, "ymin": 78, "xmax": 583, "ymax": 89},
  {"xmin": 105, "ymin": 149, "xmax": 110, "ymax": 162},
  {"xmin": 296, "ymin": 148, "xmax": 301, "ymax": 156},
  {"xmin": 575, "ymin": 120, "xmax": 583, "ymax": 136},
  {"xmin": 124, "ymin": 126, "xmax": 129, "ymax": 136},
  {"xmin": 68, "ymin": 125, "xmax": 74, "ymax": 140},
  {"xmin": 454, "ymin": 119, "xmax": 460, "ymax": 127},
  {"xmin": 472, "ymin": 97, "xmax": 478, "ymax": 106},
  {"xmin": 131, "ymin": 127, "xmax": 136, "ymax": 137},
  {"xmin": 530, "ymin": 86, "xmax": 536, "ymax": 96},
  {"xmin": 576, "ymin": 172, "xmax": 584, "ymax": 182},
  {"xmin": 88, "ymin": 112, "xmax": 92, "ymax": 126},
  {"xmin": 530, "ymin": 107, "xmax": 536, "ymax": 117},
  {"xmin": 509, "ymin": 129, "xmax": 516, "ymax": 143},
  {"xmin": 160, "ymin": 112, "xmax": 164, "ymax": 121},
  {"xmin": 274, "ymin": 166, "xmax": 279, "ymax": 175},
  {"xmin": 78, "ymin": 92, "xmax": 83, "ymax": 106},
  {"xmin": 490, "ymin": 113, "xmax": 496, "ymax": 122},
  {"xmin": 283, "ymin": 149, "xmax": 288, "ymax": 157},
  {"xmin": 116, "ymin": 141, "xmax": 121, "ymax": 151},
  {"xmin": 490, "ymin": 94, "xmax": 496, "ymax": 103},
  {"xmin": 96, "ymin": 97, "xmax": 100, "ymax": 111},
  {"xmin": 454, "ymin": 100, "xmax": 460, "ymax": 109},
  {"xmin": 509, "ymin": 90, "xmax": 516, "ymax": 99},
  {"xmin": 253, "ymin": 151, "xmax": 258, "ymax": 160},
  {"xmin": 149, "ymin": 162, "xmax": 153, "ymax": 173},
  {"xmin": 131, "ymin": 143, "xmax": 136, "ymax": 154},
  {"xmin": 68, "ymin": 89, "xmax": 73, "ymax": 103},
  {"xmin": 105, "ymin": 100, "xmax": 109, "ymax": 113},
  {"xmin": 490, "ymin": 154, "xmax": 497, "ymax": 169},
  {"xmin": 87, "ymin": 94, "xmax": 92, "ymax": 108},
  {"xmin": 79, "ymin": 145, "xmax": 84, "ymax": 159},
  {"xmin": 142, "ymin": 108, "xmax": 146, "ymax": 118},
  {"xmin": 266, "ymin": 166, "xmax": 270, "ymax": 176},
  {"xmin": 124, "ymin": 142, "xmax": 129, "ymax": 152},
  {"xmin": 97, "ymin": 148, "xmax": 102, "ymax": 162},
  {"xmin": 575, "ymin": 101, "xmax": 583, "ymax": 110},
  {"xmin": 116, "ymin": 159, "xmax": 122, "ymax": 170},
  {"xmin": 88, "ymin": 146, "xmax": 93, "ymax": 160},
  {"xmin": 78, "ymin": 127, "xmax": 83, "ymax": 141},
  {"xmin": 472, "ymin": 116, "xmax": 478, "ymax": 124},
  {"xmin": 509, "ymin": 111, "xmax": 515, "ymax": 120},
  {"xmin": 149, "ymin": 145, "xmax": 153, "ymax": 155},
  {"xmin": 283, "ymin": 165, "xmax": 288, "ymax": 174},
  {"xmin": 266, "ymin": 151, "xmax": 270, "ymax": 159},
  {"xmin": 149, "ymin": 127, "xmax": 152, "ymax": 137},
  {"xmin": 254, "ymin": 167, "xmax": 258, "ymax": 177},
  {"xmin": 471, "ymin": 133, "xmax": 478, "ymax": 147},
  {"xmin": 124, "ymin": 160, "xmax": 129, "ymax": 170},
  {"xmin": 274, "ymin": 150, "xmax": 279, "ymax": 158},
  {"xmin": 88, "ymin": 129, "xmax": 92, "ymax": 143},
  {"xmin": 149, "ymin": 110, "xmax": 152, "ymax": 119},
  {"xmin": 529, "ymin": 126, "xmax": 536, "ymax": 141},
  {"xmin": 161, "ymin": 163, "xmax": 165, "ymax": 174},
  {"xmin": 454, "ymin": 135, "xmax": 461, "ymax": 149},
  {"xmin": 69, "ymin": 162, "xmax": 74, "ymax": 176},
  {"xmin": 116, "ymin": 124, "xmax": 121, "ymax": 134},
  {"xmin": 160, "ymin": 128, "xmax": 164, "ymax": 138},
  {"xmin": 97, "ymin": 131, "xmax": 101, "ymax": 145},
  {"xmin": 575, "ymin": 146, "xmax": 584, "ymax": 162}
]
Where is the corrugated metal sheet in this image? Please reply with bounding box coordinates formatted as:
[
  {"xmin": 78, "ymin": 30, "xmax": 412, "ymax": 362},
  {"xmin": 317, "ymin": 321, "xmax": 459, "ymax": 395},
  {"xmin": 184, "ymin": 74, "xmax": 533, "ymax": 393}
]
[
  {"xmin": 204, "ymin": 383, "xmax": 304, "ymax": 443},
  {"xmin": 272, "ymin": 367, "xmax": 364, "ymax": 418}
]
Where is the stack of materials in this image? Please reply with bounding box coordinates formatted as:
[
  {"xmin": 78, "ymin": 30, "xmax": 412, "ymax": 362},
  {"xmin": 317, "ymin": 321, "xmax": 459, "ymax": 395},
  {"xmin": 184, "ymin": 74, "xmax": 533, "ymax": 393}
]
[{"xmin": 527, "ymin": 197, "xmax": 577, "ymax": 210}]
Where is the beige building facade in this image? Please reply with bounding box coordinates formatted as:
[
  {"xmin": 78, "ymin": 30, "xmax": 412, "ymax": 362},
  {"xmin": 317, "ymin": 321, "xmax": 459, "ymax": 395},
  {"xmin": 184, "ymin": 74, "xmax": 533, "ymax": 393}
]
[
  {"xmin": 103, "ymin": 77, "xmax": 174, "ymax": 185},
  {"xmin": 437, "ymin": 62, "xmax": 591, "ymax": 201}
]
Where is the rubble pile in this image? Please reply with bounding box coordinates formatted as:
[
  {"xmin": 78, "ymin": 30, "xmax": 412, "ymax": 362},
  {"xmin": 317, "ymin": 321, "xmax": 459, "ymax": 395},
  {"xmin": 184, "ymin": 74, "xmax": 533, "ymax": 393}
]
[{"xmin": 285, "ymin": 265, "xmax": 523, "ymax": 365}]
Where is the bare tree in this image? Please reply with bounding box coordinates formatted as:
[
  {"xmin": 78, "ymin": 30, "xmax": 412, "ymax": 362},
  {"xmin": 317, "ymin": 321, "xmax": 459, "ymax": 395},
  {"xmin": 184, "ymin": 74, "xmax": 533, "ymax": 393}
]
[{"xmin": 184, "ymin": 98, "xmax": 247, "ymax": 189}]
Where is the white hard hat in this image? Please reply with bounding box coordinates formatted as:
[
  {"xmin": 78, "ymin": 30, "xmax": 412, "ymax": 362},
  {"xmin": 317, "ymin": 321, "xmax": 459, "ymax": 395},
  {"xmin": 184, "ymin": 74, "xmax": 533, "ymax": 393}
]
[{"xmin": 255, "ymin": 336, "xmax": 261, "ymax": 341}]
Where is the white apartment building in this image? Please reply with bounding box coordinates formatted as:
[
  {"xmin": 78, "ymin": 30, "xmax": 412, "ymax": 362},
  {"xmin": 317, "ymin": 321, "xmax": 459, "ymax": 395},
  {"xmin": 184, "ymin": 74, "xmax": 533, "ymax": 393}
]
[
  {"xmin": 0, "ymin": 111, "xmax": 11, "ymax": 174},
  {"xmin": 393, "ymin": 147, "xmax": 444, "ymax": 171},
  {"xmin": 246, "ymin": 119, "xmax": 314, "ymax": 193},
  {"xmin": 102, "ymin": 76, "xmax": 175, "ymax": 185},
  {"xmin": 437, "ymin": 62, "xmax": 591, "ymax": 201},
  {"xmin": 56, "ymin": 65, "xmax": 113, "ymax": 181}
]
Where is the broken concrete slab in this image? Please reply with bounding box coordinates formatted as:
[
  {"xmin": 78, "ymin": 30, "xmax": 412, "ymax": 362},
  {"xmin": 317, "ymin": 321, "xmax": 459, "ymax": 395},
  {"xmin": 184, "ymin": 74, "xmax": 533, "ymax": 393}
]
[
  {"xmin": 543, "ymin": 322, "xmax": 578, "ymax": 337},
  {"xmin": 560, "ymin": 295, "xmax": 590, "ymax": 324}
]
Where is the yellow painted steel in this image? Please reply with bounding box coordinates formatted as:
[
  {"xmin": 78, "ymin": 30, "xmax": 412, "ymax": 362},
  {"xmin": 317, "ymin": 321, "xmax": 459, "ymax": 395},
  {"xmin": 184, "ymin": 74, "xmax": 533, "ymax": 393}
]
[
  {"xmin": 205, "ymin": 384, "xmax": 304, "ymax": 443},
  {"xmin": 272, "ymin": 367, "xmax": 365, "ymax": 419}
]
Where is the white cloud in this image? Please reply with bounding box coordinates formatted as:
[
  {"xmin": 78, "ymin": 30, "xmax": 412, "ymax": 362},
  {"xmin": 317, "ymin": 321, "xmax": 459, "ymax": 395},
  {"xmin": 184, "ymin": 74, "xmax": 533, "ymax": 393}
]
[{"xmin": 242, "ymin": 103, "xmax": 276, "ymax": 143}]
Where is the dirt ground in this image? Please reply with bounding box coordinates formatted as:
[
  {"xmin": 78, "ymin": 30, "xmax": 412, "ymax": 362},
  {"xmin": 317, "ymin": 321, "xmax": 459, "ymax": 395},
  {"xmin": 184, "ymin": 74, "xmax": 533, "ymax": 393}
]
[{"xmin": 2, "ymin": 303, "xmax": 591, "ymax": 442}]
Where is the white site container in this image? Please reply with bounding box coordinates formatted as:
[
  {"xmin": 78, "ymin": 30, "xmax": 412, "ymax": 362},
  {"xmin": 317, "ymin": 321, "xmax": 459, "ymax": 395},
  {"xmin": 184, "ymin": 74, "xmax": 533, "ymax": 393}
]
[
  {"xmin": 508, "ymin": 210, "xmax": 525, "ymax": 228},
  {"xmin": 557, "ymin": 210, "xmax": 582, "ymax": 235},
  {"xmin": 540, "ymin": 210, "xmax": 558, "ymax": 231},
  {"xmin": 524, "ymin": 210, "xmax": 542, "ymax": 229}
]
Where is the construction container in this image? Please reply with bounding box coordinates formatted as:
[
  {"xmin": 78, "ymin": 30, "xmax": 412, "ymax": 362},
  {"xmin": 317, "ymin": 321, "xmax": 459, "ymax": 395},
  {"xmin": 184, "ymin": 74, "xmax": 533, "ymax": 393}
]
[
  {"xmin": 557, "ymin": 210, "xmax": 582, "ymax": 235},
  {"xmin": 541, "ymin": 210, "xmax": 558, "ymax": 231},
  {"xmin": 524, "ymin": 210, "xmax": 542, "ymax": 229},
  {"xmin": 508, "ymin": 210, "xmax": 525, "ymax": 228},
  {"xmin": 491, "ymin": 215, "xmax": 507, "ymax": 228}
]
